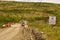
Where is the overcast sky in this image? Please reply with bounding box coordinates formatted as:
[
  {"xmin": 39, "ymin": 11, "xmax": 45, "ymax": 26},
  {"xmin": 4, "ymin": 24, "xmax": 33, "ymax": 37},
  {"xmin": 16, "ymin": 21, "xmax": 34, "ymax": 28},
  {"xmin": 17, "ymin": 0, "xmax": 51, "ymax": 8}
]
[{"xmin": 1, "ymin": 0, "xmax": 60, "ymax": 4}]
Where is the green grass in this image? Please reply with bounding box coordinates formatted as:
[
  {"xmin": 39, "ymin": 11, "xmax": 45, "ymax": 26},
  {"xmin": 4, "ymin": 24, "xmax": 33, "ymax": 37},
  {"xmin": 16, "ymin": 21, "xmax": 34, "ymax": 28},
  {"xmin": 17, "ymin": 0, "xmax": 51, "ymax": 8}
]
[
  {"xmin": 0, "ymin": 1, "xmax": 60, "ymax": 40},
  {"xmin": 28, "ymin": 21, "xmax": 60, "ymax": 40}
]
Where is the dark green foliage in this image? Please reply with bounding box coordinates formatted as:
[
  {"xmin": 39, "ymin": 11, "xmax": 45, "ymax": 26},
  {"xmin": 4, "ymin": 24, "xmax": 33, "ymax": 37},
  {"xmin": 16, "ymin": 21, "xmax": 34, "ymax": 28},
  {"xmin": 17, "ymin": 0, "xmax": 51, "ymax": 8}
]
[
  {"xmin": 0, "ymin": 15, "xmax": 21, "ymax": 23},
  {"xmin": 0, "ymin": 24, "xmax": 3, "ymax": 28},
  {"xmin": 0, "ymin": 9, "xmax": 35, "ymax": 13},
  {"xmin": 27, "ymin": 17, "xmax": 47, "ymax": 22},
  {"xmin": 44, "ymin": 10, "xmax": 55, "ymax": 14},
  {"xmin": 55, "ymin": 9, "xmax": 60, "ymax": 22}
]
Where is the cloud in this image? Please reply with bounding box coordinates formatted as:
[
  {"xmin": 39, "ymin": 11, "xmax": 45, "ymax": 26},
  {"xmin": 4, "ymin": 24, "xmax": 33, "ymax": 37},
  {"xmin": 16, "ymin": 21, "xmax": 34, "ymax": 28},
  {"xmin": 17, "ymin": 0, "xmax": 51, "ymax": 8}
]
[
  {"xmin": 42, "ymin": 0, "xmax": 60, "ymax": 3},
  {"xmin": 15, "ymin": 0, "xmax": 60, "ymax": 4},
  {"xmin": 0, "ymin": 0, "xmax": 60, "ymax": 4}
]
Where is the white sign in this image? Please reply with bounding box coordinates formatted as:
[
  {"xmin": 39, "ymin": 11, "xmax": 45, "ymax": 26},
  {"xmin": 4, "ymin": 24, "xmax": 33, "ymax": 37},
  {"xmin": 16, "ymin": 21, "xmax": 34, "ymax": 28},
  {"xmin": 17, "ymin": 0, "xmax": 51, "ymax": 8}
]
[{"xmin": 49, "ymin": 16, "xmax": 56, "ymax": 25}]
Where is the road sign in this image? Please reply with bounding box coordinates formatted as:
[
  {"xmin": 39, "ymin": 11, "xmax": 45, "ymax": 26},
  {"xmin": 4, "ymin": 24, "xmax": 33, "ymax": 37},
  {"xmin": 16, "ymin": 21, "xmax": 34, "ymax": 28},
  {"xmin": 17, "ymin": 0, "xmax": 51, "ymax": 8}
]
[{"xmin": 49, "ymin": 16, "xmax": 56, "ymax": 25}]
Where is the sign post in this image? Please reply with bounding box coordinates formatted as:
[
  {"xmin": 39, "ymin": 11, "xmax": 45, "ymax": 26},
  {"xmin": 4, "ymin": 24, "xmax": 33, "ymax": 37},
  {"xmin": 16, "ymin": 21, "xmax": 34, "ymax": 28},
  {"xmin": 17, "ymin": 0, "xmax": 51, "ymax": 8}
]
[{"xmin": 49, "ymin": 16, "xmax": 56, "ymax": 25}]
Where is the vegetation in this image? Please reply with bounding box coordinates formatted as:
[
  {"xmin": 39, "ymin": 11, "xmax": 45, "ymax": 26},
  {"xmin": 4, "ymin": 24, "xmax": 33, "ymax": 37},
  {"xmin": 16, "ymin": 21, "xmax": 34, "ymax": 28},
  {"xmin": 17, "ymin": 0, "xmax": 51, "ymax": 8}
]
[{"xmin": 0, "ymin": 1, "xmax": 60, "ymax": 40}]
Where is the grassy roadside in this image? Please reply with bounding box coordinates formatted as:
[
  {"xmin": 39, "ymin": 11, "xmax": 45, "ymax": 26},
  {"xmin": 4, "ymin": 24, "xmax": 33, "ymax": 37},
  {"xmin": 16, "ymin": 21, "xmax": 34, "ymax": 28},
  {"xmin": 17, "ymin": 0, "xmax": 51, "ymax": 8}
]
[{"xmin": 0, "ymin": 1, "xmax": 60, "ymax": 40}]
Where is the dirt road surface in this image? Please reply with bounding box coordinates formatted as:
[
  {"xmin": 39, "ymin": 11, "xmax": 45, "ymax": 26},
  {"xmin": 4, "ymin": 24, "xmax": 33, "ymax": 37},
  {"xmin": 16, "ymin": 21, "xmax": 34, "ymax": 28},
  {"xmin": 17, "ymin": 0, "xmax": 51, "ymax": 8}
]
[
  {"xmin": 0, "ymin": 23, "xmax": 21, "ymax": 40},
  {"xmin": 0, "ymin": 23, "xmax": 44, "ymax": 40}
]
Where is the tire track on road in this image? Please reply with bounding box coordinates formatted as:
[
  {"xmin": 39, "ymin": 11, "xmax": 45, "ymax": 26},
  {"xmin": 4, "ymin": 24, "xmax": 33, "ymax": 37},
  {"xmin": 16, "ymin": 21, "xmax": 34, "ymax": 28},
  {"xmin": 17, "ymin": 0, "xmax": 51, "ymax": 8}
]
[{"xmin": 0, "ymin": 23, "xmax": 21, "ymax": 40}]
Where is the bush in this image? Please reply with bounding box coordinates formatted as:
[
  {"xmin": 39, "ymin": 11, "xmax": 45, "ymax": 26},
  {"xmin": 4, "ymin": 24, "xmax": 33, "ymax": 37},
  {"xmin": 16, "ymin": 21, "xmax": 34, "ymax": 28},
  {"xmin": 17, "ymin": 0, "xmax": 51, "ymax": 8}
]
[
  {"xmin": 0, "ymin": 24, "xmax": 3, "ymax": 28},
  {"xmin": 26, "ymin": 17, "xmax": 46, "ymax": 22},
  {"xmin": 0, "ymin": 15, "xmax": 21, "ymax": 23}
]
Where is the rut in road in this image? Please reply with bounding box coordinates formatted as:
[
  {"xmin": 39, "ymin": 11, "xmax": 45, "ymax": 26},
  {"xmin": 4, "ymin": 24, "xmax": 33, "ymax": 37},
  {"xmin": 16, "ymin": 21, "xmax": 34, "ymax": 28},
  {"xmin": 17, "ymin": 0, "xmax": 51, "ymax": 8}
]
[
  {"xmin": 0, "ymin": 23, "xmax": 46, "ymax": 40},
  {"xmin": 0, "ymin": 23, "xmax": 21, "ymax": 40},
  {"xmin": 11, "ymin": 26, "xmax": 46, "ymax": 40}
]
